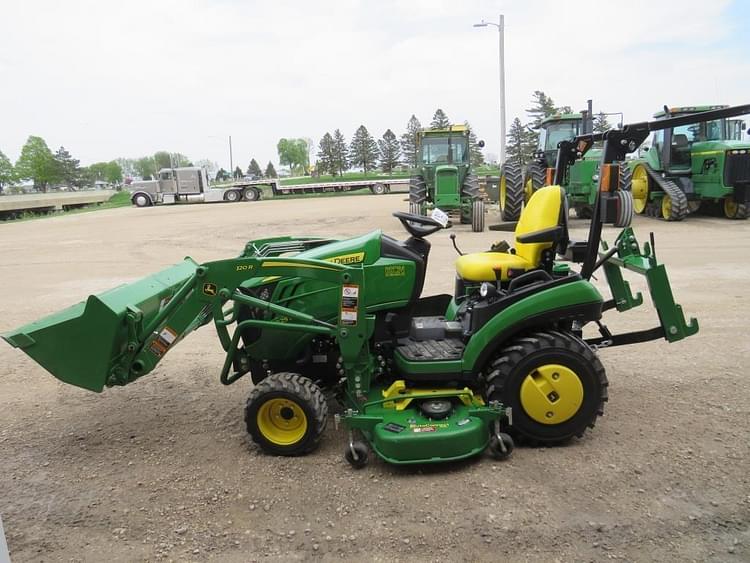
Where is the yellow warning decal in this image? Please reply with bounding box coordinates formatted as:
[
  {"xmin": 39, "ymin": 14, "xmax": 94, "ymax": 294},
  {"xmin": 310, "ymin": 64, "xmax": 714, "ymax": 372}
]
[{"xmin": 326, "ymin": 252, "xmax": 365, "ymax": 265}]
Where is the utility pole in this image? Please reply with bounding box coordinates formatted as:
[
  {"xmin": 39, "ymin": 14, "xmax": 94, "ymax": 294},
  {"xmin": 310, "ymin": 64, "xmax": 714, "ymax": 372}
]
[
  {"xmin": 474, "ymin": 15, "xmax": 507, "ymax": 166},
  {"xmin": 229, "ymin": 135, "xmax": 234, "ymax": 174}
]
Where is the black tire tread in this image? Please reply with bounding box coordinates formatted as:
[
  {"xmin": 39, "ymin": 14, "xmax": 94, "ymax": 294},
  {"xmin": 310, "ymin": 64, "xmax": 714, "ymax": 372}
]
[
  {"xmin": 245, "ymin": 372, "xmax": 328, "ymax": 456},
  {"xmin": 485, "ymin": 330, "xmax": 608, "ymax": 446},
  {"xmin": 500, "ymin": 160, "xmax": 523, "ymax": 221}
]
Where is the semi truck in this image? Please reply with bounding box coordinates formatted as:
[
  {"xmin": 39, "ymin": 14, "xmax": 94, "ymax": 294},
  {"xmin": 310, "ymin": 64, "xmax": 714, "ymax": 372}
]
[
  {"xmin": 129, "ymin": 167, "xmax": 410, "ymax": 207},
  {"xmin": 128, "ymin": 167, "xmax": 277, "ymax": 207}
]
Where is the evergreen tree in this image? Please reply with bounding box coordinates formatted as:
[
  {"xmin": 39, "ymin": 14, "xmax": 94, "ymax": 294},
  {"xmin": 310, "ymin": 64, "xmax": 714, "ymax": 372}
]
[
  {"xmin": 525, "ymin": 91, "xmax": 558, "ymax": 128},
  {"xmin": 593, "ymin": 111, "xmax": 612, "ymax": 134},
  {"xmin": 246, "ymin": 158, "xmax": 263, "ymax": 178},
  {"xmin": 264, "ymin": 161, "xmax": 277, "ymax": 178},
  {"xmin": 378, "ymin": 129, "xmax": 401, "ymax": 173},
  {"xmin": 464, "ymin": 121, "xmax": 485, "ymax": 167},
  {"xmin": 233, "ymin": 166, "xmax": 243, "ymax": 179},
  {"xmin": 332, "ymin": 129, "xmax": 349, "ymax": 176},
  {"xmin": 215, "ymin": 168, "xmax": 230, "ymax": 181},
  {"xmin": 316, "ymin": 133, "xmax": 336, "ymax": 175},
  {"xmin": 349, "ymin": 125, "xmax": 379, "ymax": 173},
  {"xmin": 0, "ymin": 150, "xmax": 14, "ymax": 194},
  {"xmin": 400, "ymin": 115, "xmax": 422, "ymax": 167},
  {"xmin": 430, "ymin": 108, "xmax": 450, "ymax": 129},
  {"xmin": 506, "ymin": 118, "xmax": 536, "ymax": 166},
  {"xmin": 53, "ymin": 146, "xmax": 82, "ymax": 187},
  {"xmin": 15, "ymin": 136, "xmax": 59, "ymax": 191}
]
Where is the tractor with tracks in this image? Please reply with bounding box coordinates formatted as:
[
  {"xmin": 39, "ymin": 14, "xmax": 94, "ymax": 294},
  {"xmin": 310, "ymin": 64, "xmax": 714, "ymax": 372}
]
[
  {"xmin": 7, "ymin": 106, "xmax": 747, "ymax": 469},
  {"xmin": 408, "ymin": 125, "xmax": 486, "ymax": 232},
  {"xmin": 629, "ymin": 105, "xmax": 750, "ymax": 220},
  {"xmin": 499, "ymin": 101, "xmax": 633, "ymax": 223}
]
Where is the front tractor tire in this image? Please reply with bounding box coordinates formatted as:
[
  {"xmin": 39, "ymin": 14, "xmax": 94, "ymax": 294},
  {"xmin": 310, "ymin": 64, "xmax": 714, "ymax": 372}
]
[
  {"xmin": 723, "ymin": 195, "xmax": 748, "ymax": 220},
  {"xmin": 245, "ymin": 372, "xmax": 328, "ymax": 456},
  {"xmin": 471, "ymin": 198, "xmax": 485, "ymax": 232},
  {"xmin": 485, "ymin": 331, "xmax": 608, "ymax": 446},
  {"xmin": 499, "ymin": 161, "xmax": 523, "ymax": 221}
]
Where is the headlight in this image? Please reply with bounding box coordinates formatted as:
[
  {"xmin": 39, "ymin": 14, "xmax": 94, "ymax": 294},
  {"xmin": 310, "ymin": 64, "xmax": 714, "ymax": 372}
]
[{"xmin": 480, "ymin": 282, "xmax": 496, "ymax": 298}]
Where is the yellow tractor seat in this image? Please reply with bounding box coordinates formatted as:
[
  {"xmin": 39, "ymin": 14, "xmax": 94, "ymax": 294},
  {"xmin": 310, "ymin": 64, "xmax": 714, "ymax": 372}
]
[{"xmin": 455, "ymin": 185, "xmax": 567, "ymax": 282}]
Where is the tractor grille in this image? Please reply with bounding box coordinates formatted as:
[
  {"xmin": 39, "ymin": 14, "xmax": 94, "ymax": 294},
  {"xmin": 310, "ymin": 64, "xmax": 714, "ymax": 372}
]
[{"xmin": 724, "ymin": 151, "xmax": 750, "ymax": 185}]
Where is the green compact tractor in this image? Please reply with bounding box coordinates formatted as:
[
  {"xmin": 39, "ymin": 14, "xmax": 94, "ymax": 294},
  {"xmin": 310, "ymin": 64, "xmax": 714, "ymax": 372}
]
[
  {"xmin": 629, "ymin": 105, "xmax": 750, "ymax": 220},
  {"xmin": 500, "ymin": 102, "xmax": 633, "ymax": 223},
  {"xmin": 9, "ymin": 107, "xmax": 746, "ymax": 468},
  {"xmin": 408, "ymin": 125, "xmax": 485, "ymax": 232}
]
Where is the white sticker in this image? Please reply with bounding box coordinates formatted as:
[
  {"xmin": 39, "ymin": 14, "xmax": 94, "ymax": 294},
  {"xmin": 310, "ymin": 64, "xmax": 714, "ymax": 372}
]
[
  {"xmin": 431, "ymin": 208, "xmax": 449, "ymax": 227},
  {"xmin": 342, "ymin": 286, "xmax": 359, "ymax": 298},
  {"xmin": 159, "ymin": 327, "xmax": 177, "ymax": 344},
  {"xmin": 341, "ymin": 310, "xmax": 357, "ymax": 322}
]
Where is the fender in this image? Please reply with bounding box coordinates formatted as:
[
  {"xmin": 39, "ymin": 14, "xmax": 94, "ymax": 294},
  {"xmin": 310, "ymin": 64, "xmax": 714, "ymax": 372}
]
[{"xmin": 460, "ymin": 280, "xmax": 603, "ymax": 374}]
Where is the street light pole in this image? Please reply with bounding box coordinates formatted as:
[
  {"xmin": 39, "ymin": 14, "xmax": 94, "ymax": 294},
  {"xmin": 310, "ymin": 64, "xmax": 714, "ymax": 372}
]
[
  {"xmin": 229, "ymin": 135, "xmax": 234, "ymax": 174},
  {"xmin": 473, "ymin": 15, "xmax": 507, "ymax": 166}
]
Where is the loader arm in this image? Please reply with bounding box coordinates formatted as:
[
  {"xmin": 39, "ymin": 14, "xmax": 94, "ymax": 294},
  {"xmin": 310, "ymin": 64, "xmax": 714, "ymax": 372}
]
[{"xmin": 3, "ymin": 255, "xmax": 375, "ymax": 394}]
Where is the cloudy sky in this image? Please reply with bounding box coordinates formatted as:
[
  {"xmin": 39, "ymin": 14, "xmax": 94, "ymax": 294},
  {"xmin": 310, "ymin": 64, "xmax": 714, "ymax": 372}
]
[{"xmin": 1, "ymin": 0, "xmax": 749, "ymax": 171}]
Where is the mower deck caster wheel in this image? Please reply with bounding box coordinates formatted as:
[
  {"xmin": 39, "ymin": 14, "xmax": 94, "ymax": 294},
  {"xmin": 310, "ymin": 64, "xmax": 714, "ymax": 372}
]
[
  {"xmin": 488, "ymin": 433, "xmax": 514, "ymax": 460},
  {"xmin": 345, "ymin": 441, "xmax": 369, "ymax": 469}
]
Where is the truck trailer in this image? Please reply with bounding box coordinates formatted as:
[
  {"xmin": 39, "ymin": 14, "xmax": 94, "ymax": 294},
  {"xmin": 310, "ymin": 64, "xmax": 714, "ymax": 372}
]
[{"xmin": 129, "ymin": 167, "xmax": 278, "ymax": 207}]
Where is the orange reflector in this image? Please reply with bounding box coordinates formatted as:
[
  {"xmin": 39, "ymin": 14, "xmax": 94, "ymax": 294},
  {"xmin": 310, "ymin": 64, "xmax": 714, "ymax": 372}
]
[
  {"xmin": 545, "ymin": 168, "xmax": 554, "ymax": 186},
  {"xmin": 600, "ymin": 164, "xmax": 612, "ymax": 192}
]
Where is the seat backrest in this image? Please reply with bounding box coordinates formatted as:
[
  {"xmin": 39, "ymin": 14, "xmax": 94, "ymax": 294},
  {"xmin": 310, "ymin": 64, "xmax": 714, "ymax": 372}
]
[{"xmin": 514, "ymin": 185, "xmax": 565, "ymax": 266}]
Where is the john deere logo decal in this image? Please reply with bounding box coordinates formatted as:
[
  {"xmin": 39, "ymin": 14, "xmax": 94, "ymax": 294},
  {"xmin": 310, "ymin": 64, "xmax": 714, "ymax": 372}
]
[{"xmin": 203, "ymin": 283, "xmax": 217, "ymax": 296}]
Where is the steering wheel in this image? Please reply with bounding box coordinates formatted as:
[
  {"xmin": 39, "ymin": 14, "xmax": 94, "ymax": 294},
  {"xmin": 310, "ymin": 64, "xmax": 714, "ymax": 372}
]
[{"xmin": 392, "ymin": 211, "xmax": 445, "ymax": 239}]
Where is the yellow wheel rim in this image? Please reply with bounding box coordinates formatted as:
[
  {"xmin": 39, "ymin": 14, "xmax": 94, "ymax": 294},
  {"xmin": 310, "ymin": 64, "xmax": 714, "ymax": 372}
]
[
  {"xmin": 524, "ymin": 177, "xmax": 534, "ymax": 203},
  {"xmin": 661, "ymin": 195, "xmax": 672, "ymax": 220},
  {"xmin": 256, "ymin": 398, "xmax": 308, "ymax": 446},
  {"xmin": 500, "ymin": 174, "xmax": 507, "ymax": 210},
  {"xmin": 724, "ymin": 196, "xmax": 738, "ymax": 218},
  {"xmin": 631, "ymin": 165, "xmax": 649, "ymax": 214},
  {"xmin": 520, "ymin": 364, "xmax": 584, "ymax": 425}
]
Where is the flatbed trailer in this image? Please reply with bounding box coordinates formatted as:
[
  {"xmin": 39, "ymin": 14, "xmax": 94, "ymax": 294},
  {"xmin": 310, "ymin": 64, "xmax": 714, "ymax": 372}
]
[
  {"xmin": 131, "ymin": 168, "xmax": 410, "ymax": 208},
  {"xmin": 271, "ymin": 177, "xmax": 410, "ymax": 196}
]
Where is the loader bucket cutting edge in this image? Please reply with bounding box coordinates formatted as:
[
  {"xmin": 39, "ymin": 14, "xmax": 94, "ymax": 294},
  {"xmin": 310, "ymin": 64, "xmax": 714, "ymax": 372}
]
[{"xmin": 2, "ymin": 258, "xmax": 199, "ymax": 392}]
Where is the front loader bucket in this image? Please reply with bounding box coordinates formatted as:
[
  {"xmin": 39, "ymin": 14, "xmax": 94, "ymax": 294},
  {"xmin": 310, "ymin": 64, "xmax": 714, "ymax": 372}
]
[{"xmin": 2, "ymin": 259, "xmax": 198, "ymax": 392}]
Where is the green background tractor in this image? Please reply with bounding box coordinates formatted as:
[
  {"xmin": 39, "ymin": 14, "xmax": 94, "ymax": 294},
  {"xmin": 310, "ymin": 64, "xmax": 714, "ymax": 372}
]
[
  {"xmin": 408, "ymin": 125, "xmax": 485, "ymax": 231},
  {"xmin": 499, "ymin": 103, "xmax": 632, "ymax": 223},
  {"xmin": 629, "ymin": 105, "xmax": 750, "ymax": 220}
]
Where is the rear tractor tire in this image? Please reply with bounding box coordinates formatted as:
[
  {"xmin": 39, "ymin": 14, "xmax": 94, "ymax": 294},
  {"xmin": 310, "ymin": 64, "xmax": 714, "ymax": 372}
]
[
  {"xmin": 485, "ymin": 331, "xmax": 608, "ymax": 446},
  {"xmin": 409, "ymin": 175, "xmax": 427, "ymax": 214},
  {"xmin": 471, "ymin": 198, "xmax": 485, "ymax": 232},
  {"xmin": 499, "ymin": 160, "xmax": 523, "ymax": 221},
  {"xmin": 630, "ymin": 163, "xmax": 650, "ymax": 215},
  {"xmin": 524, "ymin": 160, "xmax": 547, "ymax": 203},
  {"xmin": 245, "ymin": 372, "xmax": 328, "ymax": 456}
]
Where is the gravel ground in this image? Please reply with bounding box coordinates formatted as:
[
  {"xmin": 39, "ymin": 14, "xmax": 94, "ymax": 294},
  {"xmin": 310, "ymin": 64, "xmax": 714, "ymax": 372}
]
[{"xmin": 1, "ymin": 194, "xmax": 749, "ymax": 562}]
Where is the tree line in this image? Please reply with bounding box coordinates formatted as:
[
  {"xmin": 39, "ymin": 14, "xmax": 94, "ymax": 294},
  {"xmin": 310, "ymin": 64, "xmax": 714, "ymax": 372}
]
[
  {"xmin": 506, "ymin": 91, "xmax": 612, "ymax": 167},
  {"xmin": 0, "ymin": 136, "xmax": 125, "ymax": 193},
  {"xmin": 254, "ymin": 108, "xmax": 486, "ymax": 179},
  {"xmin": 1, "ymin": 108, "xmax": 490, "ymax": 193},
  {"xmin": 0, "ymin": 135, "xmax": 226, "ymax": 194}
]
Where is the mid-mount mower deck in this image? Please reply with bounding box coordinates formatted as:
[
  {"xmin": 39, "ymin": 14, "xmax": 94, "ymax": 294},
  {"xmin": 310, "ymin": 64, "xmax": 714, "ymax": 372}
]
[{"xmin": 7, "ymin": 106, "xmax": 745, "ymax": 468}]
